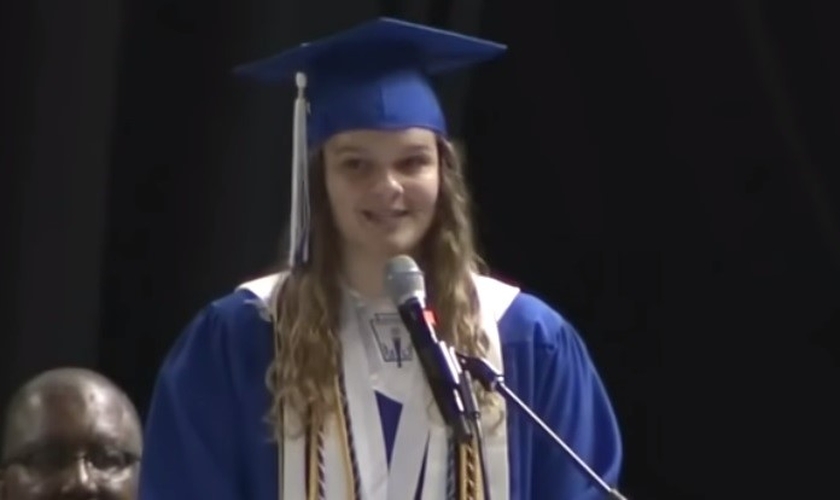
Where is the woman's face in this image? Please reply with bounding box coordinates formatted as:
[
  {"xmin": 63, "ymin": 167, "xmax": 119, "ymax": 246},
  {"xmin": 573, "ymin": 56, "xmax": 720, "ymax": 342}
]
[{"xmin": 323, "ymin": 127, "xmax": 440, "ymax": 262}]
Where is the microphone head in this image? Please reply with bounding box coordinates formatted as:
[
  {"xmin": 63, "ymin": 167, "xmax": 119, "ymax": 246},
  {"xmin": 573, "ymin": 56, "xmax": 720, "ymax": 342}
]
[{"xmin": 385, "ymin": 255, "xmax": 426, "ymax": 306}]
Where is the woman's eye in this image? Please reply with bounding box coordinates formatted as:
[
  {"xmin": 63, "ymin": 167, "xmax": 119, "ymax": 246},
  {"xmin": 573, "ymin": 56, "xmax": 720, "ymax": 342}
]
[
  {"xmin": 341, "ymin": 158, "xmax": 365, "ymax": 170},
  {"xmin": 399, "ymin": 155, "xmax": 430, "ymax": 171}
]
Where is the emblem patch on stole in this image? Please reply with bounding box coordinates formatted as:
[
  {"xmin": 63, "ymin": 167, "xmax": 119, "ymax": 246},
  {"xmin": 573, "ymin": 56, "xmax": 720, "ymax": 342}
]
[{"xmin": 369, "ymin": 312, "xmax": 414, "ymax": 367}]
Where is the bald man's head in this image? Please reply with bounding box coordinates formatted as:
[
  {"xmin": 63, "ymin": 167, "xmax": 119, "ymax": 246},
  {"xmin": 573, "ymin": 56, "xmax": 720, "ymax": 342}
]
[{"xmin": 0, "ymin": 368, "xmax": 142, "ymax": 500}]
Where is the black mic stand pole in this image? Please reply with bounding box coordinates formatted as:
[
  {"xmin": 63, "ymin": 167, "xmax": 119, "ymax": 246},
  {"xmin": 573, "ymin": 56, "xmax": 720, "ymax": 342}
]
[
  {"xmin": 456, "ymin": 353, "xmax": 630, "ymax": 500},
  {"xmin": 454, "ymin": 348, "xmax": 492, "ymax": 500}
]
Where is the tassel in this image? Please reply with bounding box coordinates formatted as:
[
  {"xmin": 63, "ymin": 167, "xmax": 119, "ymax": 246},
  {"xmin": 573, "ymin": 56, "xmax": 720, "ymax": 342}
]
[{"xmin": 289, "ymin": 71, "xmax": 311, "ymax": 268}]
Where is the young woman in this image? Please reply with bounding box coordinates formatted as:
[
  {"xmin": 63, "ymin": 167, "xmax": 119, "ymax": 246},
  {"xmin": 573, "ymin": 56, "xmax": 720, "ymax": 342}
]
[{"xmin": 138, "ymin": 17, "xmax": 623, "ymax": 500}]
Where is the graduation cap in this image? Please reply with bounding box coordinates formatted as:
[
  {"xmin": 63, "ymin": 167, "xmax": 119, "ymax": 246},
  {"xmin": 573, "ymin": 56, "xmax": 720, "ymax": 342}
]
[{"xmin": 233, "ymin": 17, "xmax": 507, "ymax": 268}]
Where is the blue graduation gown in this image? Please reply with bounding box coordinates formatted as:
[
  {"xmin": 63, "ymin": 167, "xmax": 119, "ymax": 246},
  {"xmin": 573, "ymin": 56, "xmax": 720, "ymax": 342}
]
[{"xmin": 138, "ymin": 287, "xmax": 623, "ymax": 499}]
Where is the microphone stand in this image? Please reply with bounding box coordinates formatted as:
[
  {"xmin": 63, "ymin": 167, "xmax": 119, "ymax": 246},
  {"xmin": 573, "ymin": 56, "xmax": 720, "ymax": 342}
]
[
  {"xmin": 456, "ymin": 353, "xmax": 630, "ymax": 500},
  {"xmin": 455, "ymin": 352, "xmax": 493, "ymax": 500}
]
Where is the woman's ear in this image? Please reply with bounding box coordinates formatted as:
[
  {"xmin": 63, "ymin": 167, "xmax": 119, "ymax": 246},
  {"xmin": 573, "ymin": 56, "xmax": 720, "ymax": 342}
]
[
  {"xmin": 449, "ymin": 138, "xmax": 467, "ymax": 161},
  {"xmin": 438, "ymin": 137, "xmax": 468, "ymax": 173}
]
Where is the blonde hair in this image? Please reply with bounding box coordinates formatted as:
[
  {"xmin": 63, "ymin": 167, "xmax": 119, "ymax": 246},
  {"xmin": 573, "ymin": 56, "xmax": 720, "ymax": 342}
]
[{"xmin": 265, "ymin": 137, "xmax": 497, "ymax": 439}]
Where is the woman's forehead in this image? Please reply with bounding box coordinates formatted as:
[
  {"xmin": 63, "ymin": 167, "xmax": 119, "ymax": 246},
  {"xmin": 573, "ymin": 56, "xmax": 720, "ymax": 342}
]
[{"xmin": 326, "ymin": 128, "xmax": 438, "ymax": 151}]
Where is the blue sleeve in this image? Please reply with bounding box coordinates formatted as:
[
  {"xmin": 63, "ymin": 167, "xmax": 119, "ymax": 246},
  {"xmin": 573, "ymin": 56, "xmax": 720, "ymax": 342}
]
[
  {"xmin": 138, "ymin": 303, "xmax": 245, "ymax": 500},
  {"xmin": 502, "ymin": 293, "xmax": 623, "ymax": 500},
  {"xmin": 534, "ymin": 320, "xmax": 623, "ymax": 499}
]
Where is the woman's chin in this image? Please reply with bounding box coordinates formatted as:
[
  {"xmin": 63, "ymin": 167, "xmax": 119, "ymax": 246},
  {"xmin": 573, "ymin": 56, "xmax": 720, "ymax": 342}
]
[{"xmin": 365, "ymin": 234, "xmax": 422, "ymax": 260}]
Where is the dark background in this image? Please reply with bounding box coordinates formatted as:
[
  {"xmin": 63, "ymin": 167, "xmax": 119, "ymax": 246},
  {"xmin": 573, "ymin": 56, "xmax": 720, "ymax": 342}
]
[{"xmin": 2, "ymin": 0, "xmax": 839, "ymax": 498}]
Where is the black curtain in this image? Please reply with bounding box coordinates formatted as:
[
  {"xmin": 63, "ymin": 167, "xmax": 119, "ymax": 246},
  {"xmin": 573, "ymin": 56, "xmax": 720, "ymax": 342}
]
[
  {"xmin": 3, "ymin": 0, "xmax": 838, "ymax": 498},
  {"xmin": 464, "ymin": 2, "xmax": 840, "ymax": 498},
  {"xmin": 1, "ymin": 0, "xmax": 123, "ymax": 406}
]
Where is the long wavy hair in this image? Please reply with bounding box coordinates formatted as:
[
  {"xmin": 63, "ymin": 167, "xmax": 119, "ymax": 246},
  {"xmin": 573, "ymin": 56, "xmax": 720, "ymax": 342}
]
[{"xmin": 265, "ymin": 136, "xmax": 498, "ymax": 440}]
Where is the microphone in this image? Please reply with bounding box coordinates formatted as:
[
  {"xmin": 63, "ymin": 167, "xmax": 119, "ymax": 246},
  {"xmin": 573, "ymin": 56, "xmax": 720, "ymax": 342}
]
[
  {"xmin": 384, "ymin": 255, "xmax": 472, "ymax": 444},
  {"xmin": 456, "ymin": 353, "xmax": 630, "ymax": 500}
]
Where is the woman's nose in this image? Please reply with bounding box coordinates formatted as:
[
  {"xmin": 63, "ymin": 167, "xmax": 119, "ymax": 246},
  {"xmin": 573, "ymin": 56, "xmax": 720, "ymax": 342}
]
[{"xmin": 369, "ymin": 167, "xmax": 404, "ymax": 199}]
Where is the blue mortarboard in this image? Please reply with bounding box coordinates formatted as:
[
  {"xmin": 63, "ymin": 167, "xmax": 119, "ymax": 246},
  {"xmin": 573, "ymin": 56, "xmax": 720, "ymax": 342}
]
[{"xmin": 232, "ymin": 17, "xmax": 507, "ymax": 268}]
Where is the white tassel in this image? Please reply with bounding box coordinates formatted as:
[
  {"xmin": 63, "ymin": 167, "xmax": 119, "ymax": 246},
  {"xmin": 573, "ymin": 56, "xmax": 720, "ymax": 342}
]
[{"xmin": 289, "ymin": 71, "xmax": 310, "ymax": 268}]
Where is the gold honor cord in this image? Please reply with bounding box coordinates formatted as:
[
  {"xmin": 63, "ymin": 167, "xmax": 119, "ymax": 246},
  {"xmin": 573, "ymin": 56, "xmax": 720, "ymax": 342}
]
[
  {"xmin": 458, "ymin": 438, "xmax": 483, "ymax": 500},
  {"xmin": 306, "ymin": 420, "xmax": 320, "ymax": 500},
  {"xmin": 305, "ymin": 379, "xmax": 358, "ymax": 500}
]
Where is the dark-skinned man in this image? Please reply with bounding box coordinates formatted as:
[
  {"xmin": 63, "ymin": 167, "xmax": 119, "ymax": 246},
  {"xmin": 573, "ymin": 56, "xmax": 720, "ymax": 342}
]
[{"xmin": 0, "ymin": 368, "xmax": 142, "ymax": 500}]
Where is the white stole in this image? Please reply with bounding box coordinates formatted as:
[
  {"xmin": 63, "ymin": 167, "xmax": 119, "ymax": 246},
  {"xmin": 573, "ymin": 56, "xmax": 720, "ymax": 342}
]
[{"xmin": 237, "ymin": 272, "xmax": 519, "ymax": 500}]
